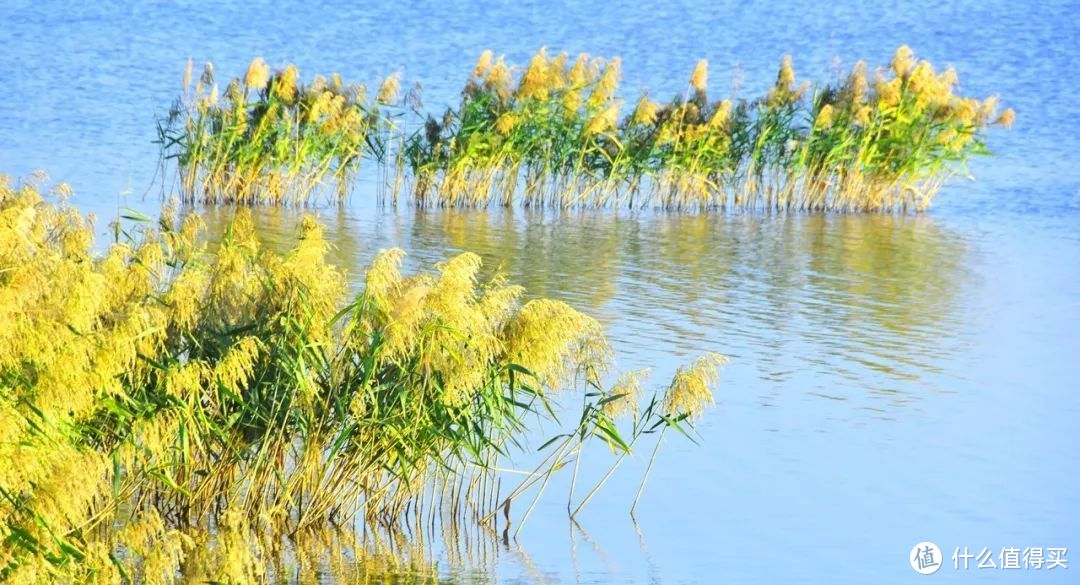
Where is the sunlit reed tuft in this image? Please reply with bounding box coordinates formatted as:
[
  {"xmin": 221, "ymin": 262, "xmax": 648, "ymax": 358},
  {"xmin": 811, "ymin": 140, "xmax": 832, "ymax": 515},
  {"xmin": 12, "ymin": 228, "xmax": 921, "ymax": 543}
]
[
  {"xmin": 0, "ymin": 178, "xmax": 723, "ymax": 581},
  {"xmin": 159, "ymin": 59, "xmax": 401, "ymax": 205},
  {"xmin": 162, "ymin": 46, "xmax": 1013, "ymax": 212}
]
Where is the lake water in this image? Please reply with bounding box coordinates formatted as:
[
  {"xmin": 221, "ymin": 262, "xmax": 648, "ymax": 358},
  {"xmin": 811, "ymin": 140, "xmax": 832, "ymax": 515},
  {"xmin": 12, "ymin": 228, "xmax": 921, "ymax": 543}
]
[{"xmin": 2, "ymin": 0, "xmax": 1079, "ymax": 582}]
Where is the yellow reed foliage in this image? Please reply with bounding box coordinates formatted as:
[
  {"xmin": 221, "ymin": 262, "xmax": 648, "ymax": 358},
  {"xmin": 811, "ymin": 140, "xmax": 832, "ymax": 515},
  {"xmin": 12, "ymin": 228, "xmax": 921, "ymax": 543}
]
[
  {"xmin": 587, "ymin": 57, "xmax": 621, "ymax": 109},
  {"xmin": 377, "ymin": 72, "xmax": 401, "ymax": 105},
  {"xmin": 503, "ymin": 298, "xmax": 611, "ymax": 390},
  {"xmin": 272, "ymin": 64, "xmax": 299, "ymax": 103},
  {"xmin": 562, "ymin": 85, "xmax": 584, "ymax": 115},
  {"xmin": 708, "ymin": 99, "xmax": 733, "ymax": 129},
  {"xmin": 0, "ymin": 178, "xmax": 348, "ymax": 580},
  {"xmin": 356, "ymin": 247, "xmax": 611, "ymax": 401},
  {"xmin": 853, "ymin": 104, "xmax": 872, "ymax": 126},
  {"xmin": 663, "ymin": 353, "xmax": 727, "ymax": 420},
  {"xmin": 25, "ymin": 172, "xmax": 741, "ymax": 578},
  {"xmin": 767, "ymin": 55, "xmax": 799, "ymax": 107},
  {"xmin": 244, "ymin": 57, "xmax": 271, "ymax": 90},
  {"xmin": 891, "ymin": 44, "xmax": 915, "ymax": 77},
  {"xmin": 485, "ymin": 56, "xmax": 513, "ymax": 99},
  {"xmin": 778, "ymin": 55, "xmax": 795, "ymax": 90},
  {"xmin": 547, "ymin": 51, "xmax": 569, "ymax": 90},
  {"xmin": 848, "ymin": 60, "xmax": 869, "ymax": 104},
  {"xmin": 814, "ymin": 104, "xmax": 835, "ymax": 130},
  {"xmin": 875, "ymin": 72, "xmax": 902, "ymax": 109},
  {"xmin": 603, "ymin": 369, "xmax": 649, "ymax": 419},
  {"xmin": 495, "ymin": 111, "xmax": 521, "ymax": 136},
  {"xmin": 995, "ymin": 107, "xmax": 1016, "ymax": 128},
  {"xmin": 518, "ymin": 47, "xmax": 552, "ymax": 100},
  {"xmin": 473, "ymin": 49, "xmax": 494, "ymax": 79},
  {"xmin": 584, "ymin": 101, "xmax": 622, "ymax": 136},
  {"xmin": 567, "ymin": 54, "xmax": 592, "ymax": 89},
  {"xmin": 2, "ymin": 177, "xmax": 673, "ymax": 580},
  {"xmin": 690, "ymin": 59, "xmax": 708, "ymax": 93},
  {"xmin": 632, "ymin": 95, "xmax": 660, "ymax": 126},
  {"xmin": 0, "ymin": 182, "xmax": 508, "ymax": 572},
  {"xmin": 0, "ymin": 179, "xmax": 185, "ymax": 582}
]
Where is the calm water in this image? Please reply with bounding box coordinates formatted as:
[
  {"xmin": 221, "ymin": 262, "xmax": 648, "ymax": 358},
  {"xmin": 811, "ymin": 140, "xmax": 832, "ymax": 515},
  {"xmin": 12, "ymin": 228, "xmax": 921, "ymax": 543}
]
[{"xmin": 3, "ymin": 1, "xmax": 1079, "ymax": 582}]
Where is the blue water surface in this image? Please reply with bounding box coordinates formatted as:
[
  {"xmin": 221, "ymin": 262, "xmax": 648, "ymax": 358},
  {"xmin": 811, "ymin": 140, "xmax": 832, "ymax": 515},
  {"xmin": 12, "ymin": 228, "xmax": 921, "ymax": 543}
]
[{"xmin": 2, "ymin": 1, "xmax": 1079, "ymax": 583}]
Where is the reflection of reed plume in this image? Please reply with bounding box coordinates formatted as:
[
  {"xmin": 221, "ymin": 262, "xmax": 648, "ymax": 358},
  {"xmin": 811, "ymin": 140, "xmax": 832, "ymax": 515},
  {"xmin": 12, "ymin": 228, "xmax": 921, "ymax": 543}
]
[{"xmin": 197, "ymin": 204, "xmax": 969, "ymax": 401}]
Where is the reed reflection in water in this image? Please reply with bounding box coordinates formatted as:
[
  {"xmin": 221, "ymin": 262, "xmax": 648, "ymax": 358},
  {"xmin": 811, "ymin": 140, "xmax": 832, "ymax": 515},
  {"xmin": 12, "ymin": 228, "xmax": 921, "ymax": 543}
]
[{"xmin": 199, "ymin": 205, "xmax": 970, "ymax": 417}]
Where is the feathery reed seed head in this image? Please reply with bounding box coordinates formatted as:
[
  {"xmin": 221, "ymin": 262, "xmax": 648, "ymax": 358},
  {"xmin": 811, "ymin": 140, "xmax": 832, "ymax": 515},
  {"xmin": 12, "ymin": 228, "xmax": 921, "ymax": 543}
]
[
  {"xmin": 663, "ymin": 353, "xmax": 726, "ymax": 420},
  {"xmin": 504, "ymin": 299, "xmax": 611, "ymax": 390},
  {"xmin": 588, "ymin": 57, "xmax": 621, "ymax": 109},
  {"xmin": 377, "ymin": 72, "xmax": 401, "ymax": 105},
  {"xmin": 995, "ymin": 107, "xmax": 1016, "ymax": 128},
  {"xmin": 891, "ymin": 45, "xmax": 915, "ymax": 77},
  {"xmin": 854, "ymin": 104, "xmax": 872, "ymax": 126},
  {"xmin": 690, "ymin": 59, "xmax": 708, "ymax": 93},
  {"xmin": 519, "ymin": 47, "xmax": 552, "ymax": 100},
  {"xmin": 708, "ymin": 99, "xmax": 732, "ymax": 129},
  {"xmin": 568, "ymin": 54, "xmax": 591, "ymax": 88},
  {"xmin": 778, "ymin": 55, "xmax": 795, "ymax": 93},
  {"xmin": 473, "ymin": 50, "xmax": 494, "ymax": 79},
  {"xmin": 849, "ymin": 60, "xmax": 868, "ymax": 104},
  {"xmin": 547, "ymin": 51, "xmax": 569, "ymax": 90},
  {"xmin": 485, "ymin": 57, "xmax": 512, "ymax": 99},
  {"xmin": 814, "ymin": 103, "xmax": 835, "ymax": 129},
  {"xmin": 183, "ymin": 57, "xmax": 193, "ymax": 92},
  {"xmin": 939, "ymin": 67, "xmax": 958, "ymax": 90},
  {"xmin": 244, "ymin": 57, "xmax": 271, "ymax": 90},
  {"xmin": 273, "ymin": 64, "xmax": 299, "ymax": 103},
  {"xmin": 585, "ymin": 101, "xmax": 621, "ymax": 136},
  {"xmin": 980, "ymin": 95, "xmax": 1000, "ymax": 122},
  {"xmin": 603, "ymin": 369, "xmax": 649, "ymax": 419},
  {"xmin": 632, "ymin": 95, "xmax": 660, "ymax": 126},
  {"xmin": 495, "ymin": 112, "xmax": 521, "ymax": 136}
]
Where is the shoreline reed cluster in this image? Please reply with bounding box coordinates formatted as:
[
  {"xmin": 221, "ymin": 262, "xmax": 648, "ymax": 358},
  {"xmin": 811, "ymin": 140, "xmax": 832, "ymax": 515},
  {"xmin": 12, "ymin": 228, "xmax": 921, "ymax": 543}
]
[
  {"xmin": 160, "ymin": 58, "xmax": 405, "ymax": 205},
  {"xmin": 0, "ymin": 175, "xmax": 722, "ymax": 583},
  {"xmin": 160, "ymin": 46, "xmax": 1013, "ymax": 211}
]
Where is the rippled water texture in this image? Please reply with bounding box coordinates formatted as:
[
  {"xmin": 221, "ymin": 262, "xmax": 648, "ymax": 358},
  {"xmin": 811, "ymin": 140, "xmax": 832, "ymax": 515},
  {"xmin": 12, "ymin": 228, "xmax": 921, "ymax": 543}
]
[{"xmin": 2, "ymin": 0, "xmax": 1079, "ymax": 582}]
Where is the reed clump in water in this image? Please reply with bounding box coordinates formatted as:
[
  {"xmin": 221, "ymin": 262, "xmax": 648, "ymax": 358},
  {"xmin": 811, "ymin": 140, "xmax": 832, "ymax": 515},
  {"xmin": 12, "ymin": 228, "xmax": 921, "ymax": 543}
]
[
  {"xmin": 403, "ymin": 48, "xmax": 630, "ymax": 207},
  {"xmin": 163, "ymin": 47, "xmax": 1013, "ymax": 212},
  {"xmin": 407, "ymin": 46, "xmax": 1015, "ymax": 211},
  {"xmin": 0, "ymin": 176, "xmax": 722, "ymax": 582},
  {"xmin": 159, "ymin": 58, "xmax": 403, "ymax": 205}
]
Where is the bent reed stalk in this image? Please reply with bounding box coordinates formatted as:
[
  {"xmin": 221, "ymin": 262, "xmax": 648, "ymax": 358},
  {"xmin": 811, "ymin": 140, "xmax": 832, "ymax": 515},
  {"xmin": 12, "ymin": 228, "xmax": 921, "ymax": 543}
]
[
  {"xmin": 161, "ymin": 46, "xmax": 1014, "ymax": 211},
  {"xmin": 0, "ymin": 175, "xmax": 722, "ymax": 583}
]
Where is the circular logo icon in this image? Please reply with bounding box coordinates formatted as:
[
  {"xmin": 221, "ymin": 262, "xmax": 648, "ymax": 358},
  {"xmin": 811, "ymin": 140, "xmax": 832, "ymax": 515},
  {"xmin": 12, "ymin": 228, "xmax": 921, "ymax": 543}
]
[{"xmin": 910, "ymin": 542, "xmax": 943, "ymax": 575}]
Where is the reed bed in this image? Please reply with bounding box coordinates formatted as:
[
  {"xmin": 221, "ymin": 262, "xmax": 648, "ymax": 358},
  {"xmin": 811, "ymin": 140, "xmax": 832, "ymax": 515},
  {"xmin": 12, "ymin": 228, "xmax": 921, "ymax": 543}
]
[
  {"xmin": 0, "ymin": 176, "xmax": 722, "ymax": 583},
  {"xmin": 159, "ymin": 59, "xmax": 405, "ymax": 205},
  {"xmin": 407, "ymin": 46, "xmax": 1015, "ymax": 211},
  {"xmin": 161, "ymin": 47, "xmax": 1013, "ymax": 211}
]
